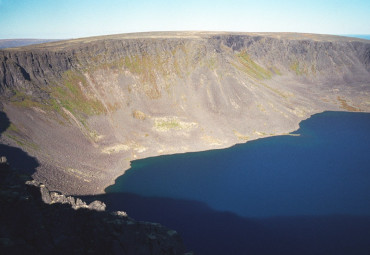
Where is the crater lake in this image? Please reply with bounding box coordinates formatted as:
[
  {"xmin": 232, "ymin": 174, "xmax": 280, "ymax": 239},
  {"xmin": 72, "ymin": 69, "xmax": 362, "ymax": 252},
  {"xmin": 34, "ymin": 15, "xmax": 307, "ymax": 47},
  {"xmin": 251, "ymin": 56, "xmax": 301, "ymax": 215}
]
[{"xmin": 103, "ymin": 111, "xmax": 370, "ymax": 255}]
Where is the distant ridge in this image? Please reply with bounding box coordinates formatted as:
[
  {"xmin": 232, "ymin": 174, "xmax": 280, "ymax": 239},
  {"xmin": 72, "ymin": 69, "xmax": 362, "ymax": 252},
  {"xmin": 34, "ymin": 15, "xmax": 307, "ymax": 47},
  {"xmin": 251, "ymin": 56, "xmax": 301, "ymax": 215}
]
[
  {"xmin": 0, "ymin": 39, "xmax": 61, "ymax": 49},
  {"xmin": 342, "ymin": 34, "xmax": 370, "ymax": 40}
]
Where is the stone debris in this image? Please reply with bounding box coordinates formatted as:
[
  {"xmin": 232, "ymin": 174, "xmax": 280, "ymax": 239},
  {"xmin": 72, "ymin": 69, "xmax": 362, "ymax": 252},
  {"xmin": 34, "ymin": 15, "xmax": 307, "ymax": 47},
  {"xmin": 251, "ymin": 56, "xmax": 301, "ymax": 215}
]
[
  {"xmin": 133, "ymin": 110, "xmax": 146, "ymax": 120},
  {"xmin": 0, "ymin": 156, "xmax": 7, "ymax": 164},
  {"xmin": 113, "ymin": 211, "xmax": 128, "ymax": 217}
]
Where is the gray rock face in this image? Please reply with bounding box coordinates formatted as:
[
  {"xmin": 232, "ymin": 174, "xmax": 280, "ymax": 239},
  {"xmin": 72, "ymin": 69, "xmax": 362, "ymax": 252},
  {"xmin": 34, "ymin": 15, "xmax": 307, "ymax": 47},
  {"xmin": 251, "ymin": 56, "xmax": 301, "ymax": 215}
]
[
  {"xmin": 0, "ymin": 32, "xmax": 369, "ymax": 195},
  {"xmin": 0, "ymin": 32, "xmax": 369, "ymax": 96},
  {"xmin": 27, "ymin": 179, "xmax": 107, "ymax": 210}
]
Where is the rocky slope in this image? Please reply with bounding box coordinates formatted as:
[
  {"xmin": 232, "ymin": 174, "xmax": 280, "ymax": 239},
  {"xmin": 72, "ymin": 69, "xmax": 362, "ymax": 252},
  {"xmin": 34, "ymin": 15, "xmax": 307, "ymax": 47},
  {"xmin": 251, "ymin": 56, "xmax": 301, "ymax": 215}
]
[
  {"xmin": 0, "ymin": 32, "xmax": 369, "ymax": 195},
  {"xmin": 0, "ymin": 158, "xmax": 185, "ymax": 254}
]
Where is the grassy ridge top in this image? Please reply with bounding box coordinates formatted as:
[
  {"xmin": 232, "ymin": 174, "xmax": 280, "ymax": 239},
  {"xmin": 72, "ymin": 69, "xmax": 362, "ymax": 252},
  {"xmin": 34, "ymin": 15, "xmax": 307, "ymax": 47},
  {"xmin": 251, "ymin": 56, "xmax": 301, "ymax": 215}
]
[{"xmin": 2, "ymin": 31, "xmax": 369, "ymax": 52}]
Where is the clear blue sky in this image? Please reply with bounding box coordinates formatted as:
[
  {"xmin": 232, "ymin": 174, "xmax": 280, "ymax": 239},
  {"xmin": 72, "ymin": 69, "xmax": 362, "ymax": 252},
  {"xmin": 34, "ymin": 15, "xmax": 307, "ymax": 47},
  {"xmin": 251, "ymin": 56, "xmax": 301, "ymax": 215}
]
[{"xmin": 0, "ymin": 0, "xmax": 369, "ymax": 39}]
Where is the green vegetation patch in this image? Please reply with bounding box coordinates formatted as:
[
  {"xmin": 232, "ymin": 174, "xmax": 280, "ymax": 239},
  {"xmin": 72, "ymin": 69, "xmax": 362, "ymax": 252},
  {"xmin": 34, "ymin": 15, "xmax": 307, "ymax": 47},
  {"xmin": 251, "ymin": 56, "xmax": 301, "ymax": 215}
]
[
  {"xmin": 49, "ymin": 70, "xmax": 106, "ymax": 116},
  {"xmin": 155, "ymin": 119, "xmax": 181, "ymax": 129},
  {"xmin": 270, "ymin": 66, "xmax": 282, "ymax": 75},
  {"xmin": 120, "ymin": 48, "xmax": 193, "ymax": 98},
  {"xmin": 259, "ymin": 82, "xmax": 291, "ymax": 99},
  {"xmin": 202, "ymin": 56, "xmax": 218, "ymax": 71},
  {"xmin": 10, "ymin": 70, "xmax": 106, "ymax": 142},
  {"xmin": 10, "ymin": 90, "xmax": 46, "ymax": 109},
  {"xmin": 235, "ymin": 51, "xmax": 272, "ymax": 80},
  {"xmin": 123, "ymin": 54, "xmax": 168, "ymax": 83},
  {"xmin": 4, "ymin": 133, "xmax": 38, "ymax": 150},
  {"xmin": 122, "ymin": 55, "xmax": 166, "ymax": 98},
  {"xmin": 290, "ymin": 60, "xmax": 309, "ymax": 76},
  {"xmin": 10, "ymin": 70, "xmax": 105, "ymax": 118},
  {"xmin": 153, "ymin": 117, "xmax": 198, "ymax": 132},
  {"xmin": 116, "ymin": 45, "xmax": 195, "ymax": 98},
  {"xmin": 7, "ymin": 123, "xmax": 19, "ymax": 132},
  {"xmin": 4, "ymin": 123, "xmax": 39, "ymax": 150}
]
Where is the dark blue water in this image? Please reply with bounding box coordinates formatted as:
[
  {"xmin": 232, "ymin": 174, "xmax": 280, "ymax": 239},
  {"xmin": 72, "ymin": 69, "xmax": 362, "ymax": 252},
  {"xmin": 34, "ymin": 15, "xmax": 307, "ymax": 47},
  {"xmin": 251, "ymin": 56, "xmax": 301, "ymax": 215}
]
[{"xmin": 103, "ymin": 111, "xmax": 370, "ymax": 254}]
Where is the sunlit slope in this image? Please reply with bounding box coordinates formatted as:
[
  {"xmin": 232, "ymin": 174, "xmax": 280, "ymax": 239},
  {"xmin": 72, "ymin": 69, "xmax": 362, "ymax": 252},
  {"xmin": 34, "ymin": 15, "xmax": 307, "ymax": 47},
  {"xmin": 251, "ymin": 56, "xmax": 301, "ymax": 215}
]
[{"xmin": 0, "ymin": 32, "xmax": 369, "ymax": 195}]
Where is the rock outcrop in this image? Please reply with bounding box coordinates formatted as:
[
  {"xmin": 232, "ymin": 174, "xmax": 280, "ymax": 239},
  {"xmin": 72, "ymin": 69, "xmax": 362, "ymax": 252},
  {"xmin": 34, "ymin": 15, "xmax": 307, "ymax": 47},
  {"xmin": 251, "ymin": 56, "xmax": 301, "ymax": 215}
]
[
  {"xmin": 0, "ymin": 158, "xmax": 185, "ymax": 255},
  {"xmin": 31, "ymin": 180, "xmax": 107, "ymax": 211}
]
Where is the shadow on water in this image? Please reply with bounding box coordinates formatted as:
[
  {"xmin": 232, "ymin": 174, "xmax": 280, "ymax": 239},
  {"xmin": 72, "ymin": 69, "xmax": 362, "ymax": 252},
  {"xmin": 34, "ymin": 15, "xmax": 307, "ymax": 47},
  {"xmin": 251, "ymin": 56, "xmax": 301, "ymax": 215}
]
[
  {"xmin": 0, "ymin": 110, "xmax": 39, "ymax": 175},
  {"xmin": 82, "ymin": 111, "xmax": 370, "ymax": 255},
  {"xmin": 82, "ymin": 192, "xmax": 370, "ymax": 255}
]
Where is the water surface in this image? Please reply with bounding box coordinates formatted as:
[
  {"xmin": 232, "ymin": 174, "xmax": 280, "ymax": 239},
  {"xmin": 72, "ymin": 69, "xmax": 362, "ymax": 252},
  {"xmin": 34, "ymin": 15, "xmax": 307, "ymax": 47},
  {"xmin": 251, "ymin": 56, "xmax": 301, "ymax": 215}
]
[
  {"xmin": 104, "ymin": 111, "xmax": 370, "ymax": 254},
  {"xmin": 107, "ymin": 111, "xmax": 370, "ymax": 217}
]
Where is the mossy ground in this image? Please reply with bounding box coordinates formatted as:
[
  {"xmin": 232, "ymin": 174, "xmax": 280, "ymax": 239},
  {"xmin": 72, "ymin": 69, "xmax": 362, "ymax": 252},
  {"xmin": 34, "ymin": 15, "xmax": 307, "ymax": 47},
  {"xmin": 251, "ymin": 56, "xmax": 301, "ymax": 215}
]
[
  {"xmin": 289, "ymin": 60, "xmax": 314, "ymax": 76},
  {"xmin": 50, "ymin": 70, "xmax": 106, "ymax": 116},
  {"xmin": 4, "ymin": 123, "xmax": 39, "ymax": 150},
  {"xmin": 10, "ymin": 90, "xmax": 47, "ymax": 109},
  {"xmin": 155, "ymin": 119, "xmax": 181, "ymax": 129},
  {"xmin": 10, "ymin": 70, "xmax": 105, "ymax": 118},
  {"xmin": 235, "ymin": 51, "xmax": 272, "ymax": 80},
  {"xmin": 9, "ymin": 70, "xmax": 106, "ymax": 142}
]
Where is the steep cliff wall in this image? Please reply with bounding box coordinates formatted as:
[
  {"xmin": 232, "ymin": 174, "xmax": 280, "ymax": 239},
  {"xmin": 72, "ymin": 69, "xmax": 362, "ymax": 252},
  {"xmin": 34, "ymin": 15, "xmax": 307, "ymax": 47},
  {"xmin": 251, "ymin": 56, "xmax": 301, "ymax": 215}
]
[
  {"xmin": 0, "ymin": 32, "xmax": 369, "ymax": 195},
  {"xmin": 1, "ymin": 33, "xmax": 369, "ymax": 94}
]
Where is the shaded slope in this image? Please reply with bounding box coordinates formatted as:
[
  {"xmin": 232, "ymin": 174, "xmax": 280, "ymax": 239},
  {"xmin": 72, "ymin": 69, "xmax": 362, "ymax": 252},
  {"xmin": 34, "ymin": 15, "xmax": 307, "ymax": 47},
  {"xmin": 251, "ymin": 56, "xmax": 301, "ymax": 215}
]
[
  {"xmin": 84, "ymin": 192, "xmax": 370, "ymax": 255},
  {"xmin": 0, "ymin": 109, "xmax": 185, "ymax": 255},
  {"xmin": 0, "ymin": 163, "xmax": 185, "ymax": 255}
]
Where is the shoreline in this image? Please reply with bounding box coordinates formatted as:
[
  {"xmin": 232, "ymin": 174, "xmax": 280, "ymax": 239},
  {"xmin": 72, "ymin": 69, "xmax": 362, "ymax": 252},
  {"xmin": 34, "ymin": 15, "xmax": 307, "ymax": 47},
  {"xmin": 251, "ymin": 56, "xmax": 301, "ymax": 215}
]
[
  {"xmin": 102, "ymin": 109, "xmax": 370, "ymax": 196},
  {"xmin": 101, "ymin": 111, "xmax": 315, "ymax": 195}
]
